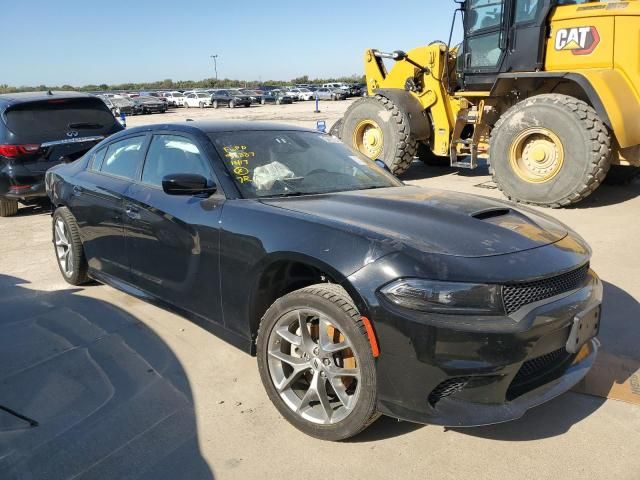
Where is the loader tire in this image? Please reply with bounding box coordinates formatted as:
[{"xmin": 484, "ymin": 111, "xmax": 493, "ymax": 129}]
[
  {"xmin": 329, "ymin": 118, "xmax": 343, "ymax": 139},
  {"xmin": 342, "ymin": 95, "xmax": 417, "ymax": 175},
  {"xmin": 489, "ymin": 94, "xmax": 611, "ymax": 208}
]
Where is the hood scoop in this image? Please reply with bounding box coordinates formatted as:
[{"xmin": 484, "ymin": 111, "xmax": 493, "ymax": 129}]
[{"xmin": 471, "ymin": 207, "xmax": 512, "ymax": 220}]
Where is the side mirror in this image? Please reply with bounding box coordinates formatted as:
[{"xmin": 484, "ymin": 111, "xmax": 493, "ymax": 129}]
[
  {"xmin": 162, "ymin": 173, "xmax": 217, "ymax": 196},
  {"xmin": 374, "ymin": 159, "xmax": 392, "ymax": 173}
]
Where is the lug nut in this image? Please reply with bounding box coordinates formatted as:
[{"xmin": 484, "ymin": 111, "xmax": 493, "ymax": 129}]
[
  {"xmin": 323, "ymin": 358, "xmax": 331, "ymax": 366},
  {"xmin": 313, "ymin": 347, "xmax": 319, "ymax": 355}
]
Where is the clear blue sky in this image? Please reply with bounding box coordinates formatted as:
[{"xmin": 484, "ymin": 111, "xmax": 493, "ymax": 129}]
[{"xmin": 4, "ymin": 0, "xmax": 463, "ymax": 86}]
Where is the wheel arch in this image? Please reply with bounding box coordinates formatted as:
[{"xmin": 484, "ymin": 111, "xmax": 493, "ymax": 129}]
[
  {"xmin": 247, "ymin": 252, "xmax": 370, "ymax": 355},
  {"xmin": 490, "ymin": 72, "xmax": 640, "ymax": 148}
]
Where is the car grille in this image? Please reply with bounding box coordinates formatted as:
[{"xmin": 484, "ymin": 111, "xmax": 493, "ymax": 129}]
[
  {"xmin": 428, "ymin": 377, "xmax": 470, "ymax": 406},
  {"xmin": 512, "ymin": 348, "xmax": 572, "ymax": 386},
  {"xmin": 502, "ymin": 264, "xmax": 590, "ymax": 314}
]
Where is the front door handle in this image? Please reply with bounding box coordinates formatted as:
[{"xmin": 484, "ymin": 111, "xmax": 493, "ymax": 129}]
[
  {"xmin": 125, "ymin": 205, "xmax": 140, "ymax": 220},
  {"xmin": 72, "ymin": 185, "xmax": 83, "ymax": 197}
]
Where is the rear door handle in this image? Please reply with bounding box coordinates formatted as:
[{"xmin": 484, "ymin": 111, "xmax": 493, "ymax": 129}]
[{"xmin": 125, "ymin": 205, "xmax": 140, "ymax": 220}]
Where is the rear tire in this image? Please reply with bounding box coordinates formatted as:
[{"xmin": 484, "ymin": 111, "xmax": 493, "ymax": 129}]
[
  {"xmin": 329, "ymin": 119, "xmax": 344, "ymax": 139},
  {"xmin": 52, "ymin": 207, "xmax": 89, "ymax": 285},
  {"xmin": 604, "ymin": 165, "xmax": 640, "ymax": 185},
  {"xmin": 256, "ymin": 284, "xmax": 379, "ymax": 441},
  {"xmin": 229, "ymin": 100, "xmax": 235, "ymax": 109},
  {"xmin": 261, "ymin": 98, "xmax": 266, "ymax": 105},
  {"xmin": 489, "ymin": 94, "xmax": 611, "ymax": 208},
  {"xmin": 342, "ymin": 95, "xmax": 417, "ymax": 175},
  {"xmin": 0, "ymin": 198, "xmax": 19, "ymax": 217},
  {"xmin": 213, "ymin": 100, "xmax": 219, "ymax": 109}
]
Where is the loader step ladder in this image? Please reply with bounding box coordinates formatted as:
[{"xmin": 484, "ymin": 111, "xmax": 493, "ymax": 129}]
[{"xmin": 450, "ymin": 106, "xmax": 481, "ymax": 169}]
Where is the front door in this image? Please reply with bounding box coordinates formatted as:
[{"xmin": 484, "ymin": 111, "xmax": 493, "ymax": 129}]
[{"xmin": 124, "ymin": 133, "xmax": 225, "ymax": 323}]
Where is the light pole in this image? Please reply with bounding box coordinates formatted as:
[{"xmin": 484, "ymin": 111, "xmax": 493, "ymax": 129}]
[{"xmin": 210, "ymin": 54, "xmax": 219, "ymax": 82}]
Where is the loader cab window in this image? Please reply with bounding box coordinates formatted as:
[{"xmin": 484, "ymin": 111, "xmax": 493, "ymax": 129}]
[
  {"xmin": 467, "ymin": 0, "xmax": 504, "ymax": 33},
  {"xmin": 515, "ymin": 0, "xmax": 541, "ymax": 23},
  {"xmin": 464, "ymin": 0, "xmax": 506, "ymax": 70}
]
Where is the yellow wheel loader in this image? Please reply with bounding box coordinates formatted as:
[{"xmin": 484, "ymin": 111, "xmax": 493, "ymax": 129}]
[{"xmin": 335, "ymin": 0, "xmax": 640, "ymax": 207}]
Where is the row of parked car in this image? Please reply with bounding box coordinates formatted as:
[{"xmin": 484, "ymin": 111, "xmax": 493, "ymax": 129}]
[{"xmin": 94, "ymin": 83, "xmax": 367, "ymax": 115}]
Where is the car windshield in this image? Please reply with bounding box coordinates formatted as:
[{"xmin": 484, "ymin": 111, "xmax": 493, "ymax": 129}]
[
  {"xmin": 210, "ymin": 130, "xmax": 401, "ymax": 198},
  {"xmin": 197, "ymin": 93, "xmax": 209, "ymax": 98},
  {"xmin": 217, "ymin": 90, "xmax": 229, "ymax": 95},
  {"xmin": 299, "ymin": 88, "xmax": 311, "ymax": 92},
  {"xmin": 172, "ymin": 92, "xmax": 184, "ymax": 97}
]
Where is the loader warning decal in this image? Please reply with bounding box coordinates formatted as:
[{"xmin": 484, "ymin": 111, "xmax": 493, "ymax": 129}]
[{"xmin": 554, "ymin": 26, "xmax": 600, "ymax": 55}]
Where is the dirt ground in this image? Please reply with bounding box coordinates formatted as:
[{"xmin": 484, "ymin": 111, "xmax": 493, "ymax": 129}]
[{"xmin": 1, "ymin": 99, "xmax": 639, "ymax": 480}]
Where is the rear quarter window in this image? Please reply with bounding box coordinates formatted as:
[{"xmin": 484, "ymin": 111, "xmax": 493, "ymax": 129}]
[{"xmin": 4, "ymin": 98, "xmax": 119, "ymax": 142}]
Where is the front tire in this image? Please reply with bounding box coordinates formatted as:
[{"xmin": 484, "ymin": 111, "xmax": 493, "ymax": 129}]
[
  {"xmin": 256, "ymin": 284, "xmax": 379, "ymax": 441},
  {"xmin": 342, "ymin": 95, "xmax": 417, "ymax": 175},
  {"xmin": 229, "ymin": 100, "xmax": 235, "ymax": 109},
  {"xmin": 489, "ymin": 94, "xmax": 611, "ymax": 208},
  {"xmin": 0, "ymin": 198, "xmax": 19, "ymax": 217},
  {"xmin": 52, "ymin": 207, "xmax": 89, "ymax": 285}
]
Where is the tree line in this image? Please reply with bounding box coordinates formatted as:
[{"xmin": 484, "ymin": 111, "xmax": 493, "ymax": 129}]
[{"xmin": 0, "ymin": 74, "xmax": 365, "ymax": 94}]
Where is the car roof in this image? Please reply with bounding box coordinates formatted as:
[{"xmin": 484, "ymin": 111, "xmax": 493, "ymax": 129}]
[
  {"xmin": 107, "ymin": 121, "xmax": 314, "ymax": 139},
  {"xmin": 0, "ymin": 91, "xmax": 96, "ymax": 109}
]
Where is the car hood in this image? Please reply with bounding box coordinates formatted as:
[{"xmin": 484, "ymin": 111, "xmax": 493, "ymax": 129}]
[{"xmin": 261, "ymin": 186, "xmax": 569, "ymax": 258}]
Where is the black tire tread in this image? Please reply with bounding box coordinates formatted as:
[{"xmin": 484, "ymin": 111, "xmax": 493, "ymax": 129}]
[
  {"xmin": 53, "ymin": 206, "xmax": 90, "ymax": 285},
  {"xmin": 342, "ymin": 95, "xmax": 418, "ymax": 175},
  {"xmin": 0, "ymin": 198, "xmax": 19, "ymax": 217},
  {"xmin": 489, "ymin": 93, "xmax": 611, "ymax": 208}
]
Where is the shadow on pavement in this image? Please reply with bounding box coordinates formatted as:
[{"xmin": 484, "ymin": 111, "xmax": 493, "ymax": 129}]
[
  {"xmin": 450, "ymin": 391, "xmax": 605, "ymax": 441},
  {"xmin": 600, "ymin": 281, "xmax": 640, "ymax": 361},
  {"xmin": 0, "ymin": 274, "xmax": 214, "ymax": 480},
  {"xmin": 567, "ymin": 182, "xmax": 640, "ymax": 209}
]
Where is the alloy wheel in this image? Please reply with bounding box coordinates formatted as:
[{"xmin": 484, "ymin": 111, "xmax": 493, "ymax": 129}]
[
  {"xmin": 54, "ymin": 218, "xmax": 73, "ymax": 277},
  {"xmin": 267, "ymin": 308, "xmax": 361, "ymax": 425}
]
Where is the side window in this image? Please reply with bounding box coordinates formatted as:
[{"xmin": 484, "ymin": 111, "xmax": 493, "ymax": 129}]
[
  {"xmin": 100, "ymin": 136, "xmax": 145, "ymax": 179},
  {"xmin": 467, "ymin": 0, "xmax": 504, "ymax": 32},
  {"xmin": 515, "ymin": 0, "xmax": 540, "ymax": 23},
  {"xmin": 89, "ymin": 147, "xmax": 107, "ymax": 171},
  {"xmin": 142, "ymin": 135, "xmax": 211, "ymax": 188},
  {"xmin": 468, "ymin": 32, "xmax": 503, "ymax": 68}
]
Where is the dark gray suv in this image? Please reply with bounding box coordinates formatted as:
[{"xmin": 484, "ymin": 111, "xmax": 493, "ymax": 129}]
[{"xmin": 0, "ymin": 91, "xmax": 123, "ymax": 216}]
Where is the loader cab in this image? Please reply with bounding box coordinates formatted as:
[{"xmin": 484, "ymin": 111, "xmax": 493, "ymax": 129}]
[{"xmin": 459, "ymin": 0, "xmax": 556, "ymax": 90}]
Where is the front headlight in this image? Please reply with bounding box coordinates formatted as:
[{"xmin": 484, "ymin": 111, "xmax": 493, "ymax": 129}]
[{"xmin": 380, "ymin": 279, "xmax": 504, "ymax": 315}]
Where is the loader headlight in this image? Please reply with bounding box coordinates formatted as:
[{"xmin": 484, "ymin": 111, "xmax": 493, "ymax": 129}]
[{"xmin": 380, "ymin": 279, "xmax": 504, "ymax": 315}]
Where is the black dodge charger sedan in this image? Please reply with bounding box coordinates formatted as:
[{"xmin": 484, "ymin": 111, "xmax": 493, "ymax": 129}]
[{"xmin": 45, "ymin": 121, "xmax": 602, "ymax": 440}]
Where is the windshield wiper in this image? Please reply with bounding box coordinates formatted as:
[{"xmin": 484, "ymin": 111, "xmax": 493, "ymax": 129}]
[{"xmin": 264, "ymin": 191, "xmax": 307, "ymax": 198}]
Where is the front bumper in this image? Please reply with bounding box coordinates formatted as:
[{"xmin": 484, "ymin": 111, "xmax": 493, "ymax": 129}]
[{"xmin": 347, "ymin": 262, "xmax": 603, "ymax": 427}]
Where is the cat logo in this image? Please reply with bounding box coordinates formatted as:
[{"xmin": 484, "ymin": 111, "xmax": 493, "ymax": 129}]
[{"xmin": 554, "ymin": 26, "xmax": 600, "ymax": 55}]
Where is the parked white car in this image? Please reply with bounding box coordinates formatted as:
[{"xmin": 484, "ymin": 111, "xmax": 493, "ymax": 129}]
[
  {"xmin": 162, "ymin": 91, "xmax": 185, "ymax": 107},
  {"xmin": 322, "ymin": 82, "xmax": 350, "ymax": 92},
  {"xmin": 288, "ymin": 88, "xmax": 314, "ymax": 101},
  {"xmin": 183, "ymin": 92, "xmax": 213, "ymax": 108}
]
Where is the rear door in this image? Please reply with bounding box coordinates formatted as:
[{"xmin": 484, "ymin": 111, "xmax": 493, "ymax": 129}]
[
  {"xmin": 69, "ymin": 134, "xmax": 149, "ymax": 282},
  {"xmin": 124, "ymin": 132, "xmax": 225, "ymax": 322},
  {"xmin": 3, "ymin": 97, "xmax": 122, "ymax": 175}
]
